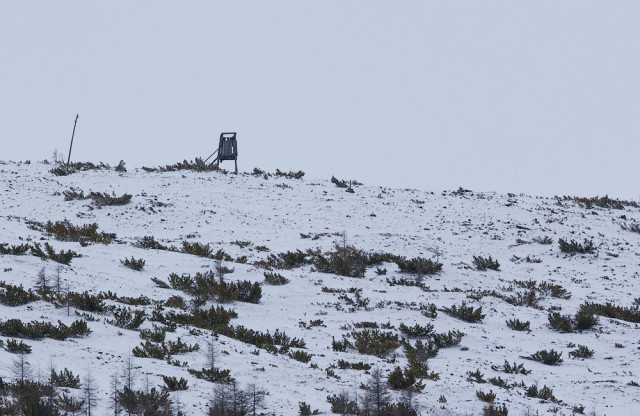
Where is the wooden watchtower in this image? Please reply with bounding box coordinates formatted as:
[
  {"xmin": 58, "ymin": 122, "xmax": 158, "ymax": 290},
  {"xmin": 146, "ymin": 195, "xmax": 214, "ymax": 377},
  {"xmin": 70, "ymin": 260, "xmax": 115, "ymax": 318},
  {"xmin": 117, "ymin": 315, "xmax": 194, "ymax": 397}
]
[{"xmin": 205, "ymin": 132, "xmax": 238, "ymax": 174}]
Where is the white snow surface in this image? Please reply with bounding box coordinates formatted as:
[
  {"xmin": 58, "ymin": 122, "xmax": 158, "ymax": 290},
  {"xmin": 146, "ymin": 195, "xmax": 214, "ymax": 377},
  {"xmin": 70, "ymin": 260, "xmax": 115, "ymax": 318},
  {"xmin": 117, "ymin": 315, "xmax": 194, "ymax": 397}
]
[{"xmin": 0, "ymin": 161, "xmax": 639, "ymax": 416}]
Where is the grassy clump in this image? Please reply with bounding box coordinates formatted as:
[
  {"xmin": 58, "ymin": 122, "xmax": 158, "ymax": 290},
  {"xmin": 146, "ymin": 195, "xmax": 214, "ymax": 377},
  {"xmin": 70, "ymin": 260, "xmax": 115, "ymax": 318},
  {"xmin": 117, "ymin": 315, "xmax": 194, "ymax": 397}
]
[{"xmin": 558, "ymin": 238, "xmax": 595, "ymax": 254}]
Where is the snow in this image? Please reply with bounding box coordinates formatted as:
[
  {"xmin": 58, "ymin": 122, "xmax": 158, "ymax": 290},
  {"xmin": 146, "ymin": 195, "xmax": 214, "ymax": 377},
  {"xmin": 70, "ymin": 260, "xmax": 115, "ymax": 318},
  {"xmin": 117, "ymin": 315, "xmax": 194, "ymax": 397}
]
[{"xmin": 1, "ymin": 160, "xmax": 639, "ymax": 415}]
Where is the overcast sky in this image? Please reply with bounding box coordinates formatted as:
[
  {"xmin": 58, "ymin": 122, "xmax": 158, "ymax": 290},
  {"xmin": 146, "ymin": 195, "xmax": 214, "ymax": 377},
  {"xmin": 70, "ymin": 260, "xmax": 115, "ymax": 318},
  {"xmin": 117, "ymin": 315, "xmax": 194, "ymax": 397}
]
[{"xmin": 2, "ymin": 2, "xmax": 640, "ymax": 198}]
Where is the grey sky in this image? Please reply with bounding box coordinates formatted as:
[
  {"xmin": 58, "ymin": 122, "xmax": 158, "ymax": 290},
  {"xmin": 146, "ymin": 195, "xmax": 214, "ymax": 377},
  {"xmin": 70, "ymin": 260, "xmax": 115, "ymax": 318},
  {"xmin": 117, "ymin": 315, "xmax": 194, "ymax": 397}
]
[{"xmin": 2, "ymin": 2, "xmax": 639, "ymax": 198}]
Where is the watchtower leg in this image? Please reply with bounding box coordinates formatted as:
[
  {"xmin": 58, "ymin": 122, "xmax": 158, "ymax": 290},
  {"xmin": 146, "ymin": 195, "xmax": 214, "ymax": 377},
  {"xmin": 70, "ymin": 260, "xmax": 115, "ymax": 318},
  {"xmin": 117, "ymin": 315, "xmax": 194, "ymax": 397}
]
[{"xmin": 234, "ymin": 159, "xmax": 238, "ymax": 174}]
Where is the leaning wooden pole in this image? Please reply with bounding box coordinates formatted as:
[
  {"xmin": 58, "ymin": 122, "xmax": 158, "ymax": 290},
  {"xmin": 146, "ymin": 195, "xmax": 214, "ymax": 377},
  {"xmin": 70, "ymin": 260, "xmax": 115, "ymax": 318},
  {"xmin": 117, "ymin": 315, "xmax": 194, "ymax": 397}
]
[{"xmin": 66, "ymin": 114, "xmax": 79, "ymax": 168}]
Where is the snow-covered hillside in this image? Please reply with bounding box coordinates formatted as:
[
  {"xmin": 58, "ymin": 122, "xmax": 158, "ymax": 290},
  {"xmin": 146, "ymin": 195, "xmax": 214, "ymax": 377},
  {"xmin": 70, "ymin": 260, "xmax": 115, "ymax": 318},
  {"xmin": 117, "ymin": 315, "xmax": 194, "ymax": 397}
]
[{"xmin": 1, "ymin": 160, "xmax": 639, "ymax": 416}]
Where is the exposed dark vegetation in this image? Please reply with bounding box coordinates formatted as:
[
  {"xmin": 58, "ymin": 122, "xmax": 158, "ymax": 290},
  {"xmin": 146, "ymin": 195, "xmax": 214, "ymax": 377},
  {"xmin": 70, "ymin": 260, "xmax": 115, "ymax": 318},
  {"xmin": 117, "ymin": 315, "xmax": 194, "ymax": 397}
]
[
  {"xmin": 0, "ymin": 318, "xmax": 90, "ymax": 340},
  {"xmin": 522, "ymin": 349, "xmax": 563, "ymax": 366},
  {"xmin": 89, "ymin": 191, "xmax": 132, "ymax": 206},
  {"xmin": 29, "ymin": 219, "xmax": 116, "ymax": 244},
  {"xmin": 440, "ymin": 302, "xmax": 485, "ymax": 323},
  {"xmin": 263, "ymin": 271, "xmax": 289, "ymax": 285},
  {"xmin": 473, "ymin": 255, "xmax": 500, "ymax": 271},
  {"xmin": 121, "ymin": 256, "xmax": 146, "ymax": 271},
  {"xmin": 0, "ymin": 281, "xmax": 39, "ymax": 306},
  {"xmin": 506, "ymin": 319, "xmax": 530, "ymax": 331},
  {"xmin": 165, "ymin": 271, "xmax": 262, "ymax": 304},
  {"xmin": 579, "ymin": 301, "xmax": 640, "ymax": 323},
  {"xmin": 255, "ymin": 245, "xmax": 443, "ymax": 277},
  {"xmin": 29, "ymin": 242, "xmax": 80, "ymax": 265},
  {"xmin": 143, "ymin": 158, "xmax": 219, "ymax": 172},
  {"xmin": 558, "ymin": 238, "xmax": 596, "ymax": 254},
  {"xmin": 565, "ymin": 195, "xmax": 639, "ymax": 209}
]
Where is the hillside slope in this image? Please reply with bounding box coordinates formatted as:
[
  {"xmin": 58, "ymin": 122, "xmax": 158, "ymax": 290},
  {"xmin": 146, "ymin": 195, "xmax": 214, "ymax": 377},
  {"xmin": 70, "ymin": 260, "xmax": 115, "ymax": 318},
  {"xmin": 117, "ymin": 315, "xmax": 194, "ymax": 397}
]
[{"xmin": 1, "ymin": 160, "xmax": 639, "ymax": 415}]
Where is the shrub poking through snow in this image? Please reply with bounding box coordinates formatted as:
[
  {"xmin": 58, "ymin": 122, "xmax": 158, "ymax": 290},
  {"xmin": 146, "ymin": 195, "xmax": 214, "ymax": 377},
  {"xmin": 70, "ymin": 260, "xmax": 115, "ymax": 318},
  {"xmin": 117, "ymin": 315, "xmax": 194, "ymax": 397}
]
[
  {"xmin": 121, "ymin": 256, "xmax": 145, "ymax": 271},
  {"xmin": 29, "ymin": 220, "xmax": 116, "ymax": 244},
  {"xmin": 134, "ymin": 236, "xmax": 170, "ymax": 250},
  {"xmin": 0, "ymin": 319, "xmax": 90, "ymax": 340},
  {"xmin": 314, "ymin": 245, "xmax": 368, "ymax": 278},
  {"xmin": 275, "ymin": 169, "xmax": 305, "ymax": 179},
  {"xmin": 547, "ymin": 309, "xmax": 598, "ymax": 332},
  {"xmin": 441, "ymin": 302, "xmax": 485, "ymax": 323},
  {"xmin": 398, "ymin": 323, "xmax": 434, "ymax": 338},
  {"xmin": 483, "ymin": 404, "xmax": 509, "ymax": 416},
  {"xmin": 569, "ymin": 345, "xmax": 594, "ymax": 359},
  {"xmin": 506, "ymin": 319, "xmax": 530, "ymax": 332},
  {"xmin": 289, "ymin": 350, "xmax": 312, "ymax": 363},
  {"xmin": 490, "ymin": 360, "xmax": 531, "ymax": 375},
  {"xmin": 523, "ymin": 349, "xmax": 563, "ymax": 365},
  {"xmin": 264, "ymin": 271, "xmax": 289, "ymax": 285},
  {"xmin": 181, "ymin": 241, "xmax": 214, "ymax": 258},
  {"xmin": 187, "ymin": 368, "xmax": 235, "ymax": 384},
  {"xmin": 67, "ymin": 291, "xmax": 105, "ymax": 313},
  {"xmin": 579, "ymin": 301, "xmax": 640, "ymax": 324},
  {"xmin": 473, "ymin": 255, "xmax": 500, "ymax": 271},
  {"xmin": 110, "ymin": 307, "xmax": 146, "ymax": 330},
  {"xmin": 525, "ymin": 384, "xmax": 559, "ymax": 402},
  {"xmin": 395, "ymin": 256, "xmax": 443, "ymax": 275},
  {"xmin": 162, "ymin": 376, "xmax": 188, "ymax": 391},
  {"xmin": 0, "ymin": 282, "xmax": 39, "ymax": 306},
  {"xmin": 51, "ymin": 368, "xmax": 81, "ymax": 388},
  {"xmin": 89, "ymin": 191, "xmax": 132, "ymax": 206},
  {"xmin": 558, "ymin": 238, "xmax": 595, "ymax": 254},
  {"xmin": 476, "ymin": 390, "xmax": 496, "ymax": 403},
  {"xmin": 350, "ymin": 329, "xmax": 400, "ymax": 358},
  {"xmin": 0, "ymin": 243, "xmax": 31, "ymax": 255},
  {"xmin": 30, "ymin": 242, "xmax": 80, "ymax": 265},
  {"xmin": 547, "ymin": 312, "xmax": 574, "ymax": 333},
  {"xmin": 4, "ymin": 339, "xmax": 32, "ymax": 354}
]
